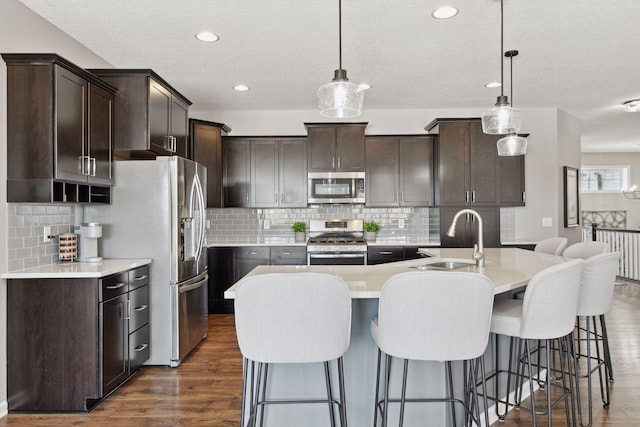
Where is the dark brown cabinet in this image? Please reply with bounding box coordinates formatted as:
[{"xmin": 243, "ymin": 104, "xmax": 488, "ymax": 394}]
[
  {"xmin": 7, "ymin": 264, "xmax": 150, "ymax": 412},
  {"xmin": 499, "ymin": 155, "xmax": 526, "ymax": 206},
  {"xmin": 223, "ymin": 138, "xmax": 251, "ymax": 207},
  {"xmin": 3, "ymin": 53, "xmax": 116, "ymax": 203},
  {"xmin": 365, "ymin": 136, "xmax": 434, "ymax": 207},
  {"xmin": 305, "ymin": 123, "xmax": 367, "ymax": 172},
  {"xmin": 251, "ymin": 138, "xmax": 307, "ymax": 207},
  {"xmin": 189, "ymin": 119, "xmax": 231, "ymax": 208},
  {"xmin": 439, "ymin": 206, "xmax": 500, "ymax": 248},
  {"xmin": 367, "ymin": 246, "xmax": 430, "ymax": 265},
  {"xmin": 90, "ymin": 69, "xmax": 192, "ymax": 158}
]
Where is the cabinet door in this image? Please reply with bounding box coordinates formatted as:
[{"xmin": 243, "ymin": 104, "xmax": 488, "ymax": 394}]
[
  {"xmin": 55, "ymin": 66, "xmax": 86, "ymax": 181},
  {"xmin": 234, "ymin": 247, "xmax": 270, "ymax": 281},
  {"xmin": 129, "ymin": 285, "xmax": 150, "ymax": 333},
  {"xmin": 499, "ymin": 155, "xmax": 526, "ymax": 206},
  {"xmin": 223, "ymin": 139, "xmax": 251, "ymax": 207},
  {"xmin": 148, "ymin": 78, "xmax": 171, "ymax": 155},
  {"xmin": 208, "ymin": 247, "xmax": 235, "ymax": 313},
  {"xmin": 307, "ymin": 126, "xmax": 337, "ymax": 171},
  {"xmin": 279, "ymin": 139, "xmax": 308, "ymax": 207},
  {"xmin": 336, "ymin": 126, "xmax": 365, "ymax": 171},
  {"xmin": 191, "ymin": 121, "xmax": 223, "ymax": 207},
  {"xmin": 437, "ymin": 122, "xmax": 469, "ymax": 206},
  {"xmin": 88, "ymin": 83, "xmax": 113, "ymax": 185},
  {"xmin": 469, "ymin": 122, "xmax": 499, "ymax": 206},
  {"xmin": 469, "ymin": 207, "xmax": 500, "ymax": 248},
  {"xmin": 365, "ymin": 137, "xmax": 399, "ymax": 207},
  {"xmin": 102, "ymin": 293, "xmax": 129, "ymax": 395},
  {"xmin": 171, "ymin": 96, "xmax": 189, "ymax": 157},
  {"xmin": 367, "ymin": 246, "xmax": 404, "ymax": 265},
  {"xmin": 129, "ymin": 324, "xmax": 150, "ymax": 374},
  {"xmin": 399, "ymin": 137, "xmax": 434, "ymax": 206},
  {"xmin": 270, "ymin": 246, "xmax": 307, "ymax": 265},
  {"xmin": 439, "ymin": 207, "xmax": 469, "ymax": 248},
  {"xmin": 251, "ymin": 140, "xmax": 279, "ymax": 207}
]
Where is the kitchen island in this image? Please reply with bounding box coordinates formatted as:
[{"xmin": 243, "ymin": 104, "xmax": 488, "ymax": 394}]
[{"xmin": 224, "ymin": 248, "xmax": 569, "ymax": 427}]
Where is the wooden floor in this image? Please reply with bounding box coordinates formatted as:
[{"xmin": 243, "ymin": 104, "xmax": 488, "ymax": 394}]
[{"xmin": 1, "ymin": 281, "xmax": 639, "ymax": 426}]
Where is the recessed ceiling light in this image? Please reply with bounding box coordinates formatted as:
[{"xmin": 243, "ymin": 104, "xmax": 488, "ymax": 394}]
[
  {"xmin": 432, "ymin": 6, "xmax": 459, "ymax": 19},
  {"xmin": 623, "ymin": 99, "xmax": 640, "ymax": 112},
  {"xmin": 358, "ymin": 83, "xmax": 371, "ymax": 90},
  {"xmin": 485, "ymin": 81, "xmax": 502, "ymax": 88},
  {"xmin": 195, "ymin": 32, "xmax": 219, "ymax": 42},
  {"xmin": 233, "ymin": 84, "xmax": 250, "ymax": 92}
]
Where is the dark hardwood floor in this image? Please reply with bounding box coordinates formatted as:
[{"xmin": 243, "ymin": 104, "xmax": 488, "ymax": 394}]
[{"xmin": 0, "ymin": 281, "xmax": 638, "ymax": 426}]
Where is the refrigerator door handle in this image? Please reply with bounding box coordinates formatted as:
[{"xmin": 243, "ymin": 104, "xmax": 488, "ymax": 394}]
[
  {"xmin": 193, "ymin": 175, "xmax": 206, "ymax": 264},
  {"xmin": 179, "ymin": 276, "xmax": 207, "ymax": 293}
]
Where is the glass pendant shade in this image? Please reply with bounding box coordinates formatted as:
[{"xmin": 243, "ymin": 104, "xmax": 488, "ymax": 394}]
[
  {"xmin": 497, "ymin": 133, "xmax": 527, "ymax": 156},
  {"xmin": 481, "ymin": 103, "xmax": 523, "ymax": 134},
  {"xmin": 317, "ymin": 70, "xmax": 364, "ymax": 118}
]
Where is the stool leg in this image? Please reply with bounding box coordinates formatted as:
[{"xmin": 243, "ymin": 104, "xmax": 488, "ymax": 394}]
[
  {"xmin": 446, "ymin": 361, "xmax": 457, "ymax": 427},
  {"xmin": 524, "ymin": 339, "xmax": 538, "ymax": 427},
  {"xmin": 324, "ymin": 361, "xmax": 337, "ymax": 427},
  {"xmin": 337, "ymin": 357, "xmax": 348, "ymax": 427},
  {"xmin": 382, "ymin": 354, "xmax": 392, "ymax": 427},
  {"xmin": 259, "ymin": 363, "xmax": 269, "ymax": 427},
  {"xmin": 241, "ymin": 358, "xmax": 248, "ymax": 427},
  {"xmin": 480, "ymin": 355, "xmax": 490, "ymax": 427},
  {"xmin": 373, "ymin": 349, "xmax": 382, "ymax": 426},
  {"xmin": 600, "ymin": 315, "xmax": 614, "ymax": 382},
  {"xmin": 545, "ymin": 340, "xmax": 552, "ymax": 427},
  {"xmin": 399, "ymin": 359, "xmax": 409, "ymax": 427}
]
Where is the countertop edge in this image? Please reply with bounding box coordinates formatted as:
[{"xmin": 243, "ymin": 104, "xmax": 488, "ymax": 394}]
[{"xmin": 1, "ymin": 258, "xmax": 152, "ymax": 279}]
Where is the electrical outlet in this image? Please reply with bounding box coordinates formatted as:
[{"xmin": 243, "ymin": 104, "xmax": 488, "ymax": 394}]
[
  {"xmin": 206, "ymin": 220, "xmax": 211, "ymax": 229},
  {"xmin": 264, "ymin": 220, "xmax": 270, "ymax": 229},
  {"xmin": 398, "ymin": 219, "xmax": 405, "ymax": 229},
  {"xmin": 43, "ymin": 226, "xmax": 51, "ymax": 242},
  {"xmin": 542, "ymin": 217, "xmax": 552, "ymax": 227}
]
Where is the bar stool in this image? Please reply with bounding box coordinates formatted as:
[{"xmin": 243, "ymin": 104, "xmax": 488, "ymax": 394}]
[
  {"xmin": 371, "ymin": 271, "xmax": 495, "ymax": 427},
  {"xmin": 234, "ymin": 273, "xmax": 352, "ymax": 427},
  {"xmin": 562, "ymin": 241, "xmax": 608, "ymax": 259},
  {"xmin": 535, "ymin": 237, "xmax": 568, "ymax": 255},
  {"xmin": 489, "ymin": 259, "xmax": 584, "ymax": 427},
  {"xmin": 574, "ymin": 252, "xmax": 620, "ymax": 427}
]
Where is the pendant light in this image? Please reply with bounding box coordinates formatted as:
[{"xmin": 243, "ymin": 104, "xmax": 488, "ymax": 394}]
[
  {"xmin": 497, "ymin": 50, "xmax": 528, "ymax": 156},
  {"xmin": 317, "ymin": 0, "xmax": 364, "ymax": 118},
  {"xmin": 481, "ymin": 0, "xmax": 522, "ymax": 135}
]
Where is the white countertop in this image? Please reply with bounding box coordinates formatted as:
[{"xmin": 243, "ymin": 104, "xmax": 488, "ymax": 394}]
[
  {"xmin": 224, "ymin": 248, "xmax": 568, "ymax": 299},
  {"xmin": 1, "ymin": 258, "xmax": 152, "ymax": 279}
]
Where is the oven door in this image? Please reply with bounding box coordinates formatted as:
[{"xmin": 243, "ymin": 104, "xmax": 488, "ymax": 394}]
[{"xmin": 308, "ymin": 252, "xmax": 367, "ymax": 265}]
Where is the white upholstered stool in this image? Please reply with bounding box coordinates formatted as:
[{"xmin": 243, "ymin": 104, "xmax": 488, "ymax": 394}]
[
  {"xmin": 371, "ymin": 271, "xmax": 494, "ymax": 427},
  {"xmin": 489, "ymin": 259, "xmax": 584, "ymax": 427},
  {"xmin": 234, "ymin": 273, "xmax": 352, "ymax": 427},
  {"xmin": 534, "ymin": 237, "xmax": 568, "ymax": 255},
  {"xmin": 574, "ymin": 252, "xmax": 620, "ymax": 427},
  {"xmin": 562, "ymin": 241, "xmax": 608, "ymax": 259}
]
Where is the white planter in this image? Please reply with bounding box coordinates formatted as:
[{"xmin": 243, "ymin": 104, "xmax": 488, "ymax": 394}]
[
  {"xmin": 364, "ymin": 231, "xmax": 377, "ymax": 242},
  {"xmin": 295, "ymin": 232, "xmax": 306, "ymax": 243}
]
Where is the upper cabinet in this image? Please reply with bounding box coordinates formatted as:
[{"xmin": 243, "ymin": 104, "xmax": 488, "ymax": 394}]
[
  {"xmin": 90, "ymin": 69, "xmax": 192, "ymax": 159},
  {"xmin": 305, "ymin": 123, "xmax": 367, "ymax": 172},
  {"xmin": 426, "ymin": 118, "xmax": 525, "ymax": 207},
  {"xmin": 189, "ymin": 119, "xmax": 231, "ymax": 208},
  {"xmin": 2, "ymin": 53, "xmax": 116, "ymax": 203},
  {"xmin": 365, "ymin": 136, "xmax": 435, "ymax": 207}
]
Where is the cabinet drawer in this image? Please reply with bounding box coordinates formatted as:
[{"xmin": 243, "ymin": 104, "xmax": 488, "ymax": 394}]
[
  {"xmin": 129, "ymin": 285, "xmax": 150, "ymax": 333},
  {"xmin": 100, "ymin": 272, "xmax": 128, "ymax": 301},
  {"xmin": 129, "ymin": 324, "xmax": 150, "ymax": 374},
  {"xmin": 367, "ymin": 246, "xmax": 404, "ymax": 265},
  {"xmin": 270, "ymin": 246, "xmax": 306, "ymax": 264},
  {"xmin": 234, "ymin": 246, "xmax": 270, "ymax": 259},
  {"xmin": 129, "ymin": 265, "xmax": 150, "ymax": 290}
]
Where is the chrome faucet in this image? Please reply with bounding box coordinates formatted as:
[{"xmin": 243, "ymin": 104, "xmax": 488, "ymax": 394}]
[{"xmin": 446, "ymin": 208, "xmax": 485, "ymax": 267}]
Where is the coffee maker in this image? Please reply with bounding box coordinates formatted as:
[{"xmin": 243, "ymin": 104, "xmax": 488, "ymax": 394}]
[{"xmin": 74, "ymin": 223, "xmax": 103, "ymax": 262}]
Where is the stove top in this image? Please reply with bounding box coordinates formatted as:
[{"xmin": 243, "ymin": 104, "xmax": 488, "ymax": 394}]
[
  {"xmin": 307, "ymin": 234, "xmax": 366, "ymax": 245},
  {"xmin": 307, "ymin": 219, "xmax": 367, "ymax": 252}
]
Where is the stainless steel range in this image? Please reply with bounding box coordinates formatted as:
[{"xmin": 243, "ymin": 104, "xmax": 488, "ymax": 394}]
[{"xmin": 307, "ymin": 219, "xmax": 368, "ymax": 265}]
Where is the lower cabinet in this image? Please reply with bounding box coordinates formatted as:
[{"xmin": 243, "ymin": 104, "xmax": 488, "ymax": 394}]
[
  {"xmin": 367, "ymin": 246, "xmax": 430, "ymax": 265},
  {"xmin": 207, "ymin": 246, "xmax": 306, "ymax": 314},
  {"xmin": 6, "ymin": 264, "xmax": 150, "ymax": 412}
]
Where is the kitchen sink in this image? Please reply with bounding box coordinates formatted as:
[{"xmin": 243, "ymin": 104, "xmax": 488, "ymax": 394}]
[{"xmin": 410, "ymin": 260, "xmax": 475, "ymax": 270}]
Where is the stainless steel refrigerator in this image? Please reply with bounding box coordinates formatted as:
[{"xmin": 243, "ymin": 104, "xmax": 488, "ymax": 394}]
[{"xmin": 85, "ymin": 156, "xmax": 208, "ymax": 367}]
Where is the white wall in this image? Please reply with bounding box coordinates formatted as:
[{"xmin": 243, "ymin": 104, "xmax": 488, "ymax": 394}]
[
  {"xmin": 0, "ymin": 0, "xmax": 113, "ymax": 416},
  {"xmin": 556, "ymin": 110, "xmax": 584, "ymax": 244},
  {"xmin": 582, "ymin": 152, "xmax": 640, "ymax": 229}
]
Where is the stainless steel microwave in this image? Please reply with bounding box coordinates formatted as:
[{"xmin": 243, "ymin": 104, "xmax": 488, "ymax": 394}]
[{"xmin": 308, "ymin": 172, "xmax": 365, "ymax": 204}]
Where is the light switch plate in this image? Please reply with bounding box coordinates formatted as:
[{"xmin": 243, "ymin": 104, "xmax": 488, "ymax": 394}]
[
  {"xmin": 398, "ymin": 219, "xmax": 405, "ymax": 229},
  {"xmin": 264, "ymin": 220, "xmax": 270, "ymax": 229},
  {"xmin": 43, "ymin": 226, "xmax": 51, "ymax": 242},
  {"xmin": 542, "ymin": 217, "xmax": 552, "ymax": 227}
]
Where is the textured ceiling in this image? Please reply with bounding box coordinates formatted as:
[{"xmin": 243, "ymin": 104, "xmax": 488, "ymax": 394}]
[{"xmin": 18, "ymin": 0, "xmax": 640, "ymax": 152}]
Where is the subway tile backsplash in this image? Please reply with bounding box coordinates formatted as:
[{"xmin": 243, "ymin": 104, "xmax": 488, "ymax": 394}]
[
  {"xmin": 7, "ymin": 204, "xmax": 76, "ymax": 271},
  {"xmin": 206, "ymin": 206, "xmax": 440, "ymax": 244}
]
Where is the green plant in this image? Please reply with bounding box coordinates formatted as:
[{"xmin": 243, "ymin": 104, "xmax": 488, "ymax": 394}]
[
  {"xmin": 291, "ymin": 221, "xmax": 307, "ymax": 232},
  {"xmin": 363, "ymin": 221, "xmax": 381, "ymax": 232}
]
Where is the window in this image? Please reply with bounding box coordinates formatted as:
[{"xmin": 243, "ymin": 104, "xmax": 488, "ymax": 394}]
[{"xmin": 581, "ymin": 166, "xmax": 629, "ymax": 192}]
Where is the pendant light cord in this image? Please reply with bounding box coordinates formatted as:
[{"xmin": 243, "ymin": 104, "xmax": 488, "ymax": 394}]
[
  {"xmin": 500, "ymin": 0, "xmax": 504, "ymax": 98},
  {"xmin": 338, "ymin": 0, "xmax": 343, "ymax": 70}
]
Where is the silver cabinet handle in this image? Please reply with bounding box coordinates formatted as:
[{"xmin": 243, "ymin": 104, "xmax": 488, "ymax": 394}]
[
  {"xmin": 465, "ymin": 191, "xmax": 470, "ymax": 203},
  {"xmin": 134, "ymin": 343, "xmax": 149, "ymax": 352},
  {"xmin": 332, "ymin": 157, "xmax": 335, "ymax": 169},
  {"xmin": 401, "ymin": 191, "xmax": 404, "ymax": 202},
  {"xmin": 471, "ymin": 191, "xmax": 476, "ymax": 203},
  {"xmin": 379, "ymin": 251, "xmax": 393, "ymax": 255},
  {"xmin": 246, "ymin": 193, "xmax": 249, "ymax": 203},
  {"xmin": 91, "ymin": 157, "xmax": 96, "ymax": 176},
  {"xmin": 522, "ymin": 192, "xmax": 526, "ymax": 203},
  {"xmin": 282, "ymin": 252, "xmax": 293, "ymax": 255},
  {"xmin": 172, "ymin": 136, "xmax": 177, "ymax": 152},
  {"xmin": 337, "ymin": 156, "xmax": 341, "ymax": 169},
  {"xmin": 126, "ymin": 300, "xmax": 131, "ymax": 320},
  {"xmin": 106, "ymin": 282, "xmax": 126, "ymax": 290},
  {"xmin": 248, "ymin": 251, "xmax": 259, "ymax": 255},
  {"xmin": 165, "ymin": 135, "xmax": 172, "ymax": 151},
  {"xmin": 133, "ymin": 275, "xmax": 148, "ymax": 281},
  {"xmin": 134, "ymin": 304, "xmax": 148, "ymax": 312}
]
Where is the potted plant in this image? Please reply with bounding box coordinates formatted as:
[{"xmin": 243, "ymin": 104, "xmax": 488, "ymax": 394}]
[
  {"xmin": 363, "ymin": 221, "xmax": 381, "ymax": 242},
  {"xmin": 291, "ymin": 221, "xmax": 307, "ymax": 243}
]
